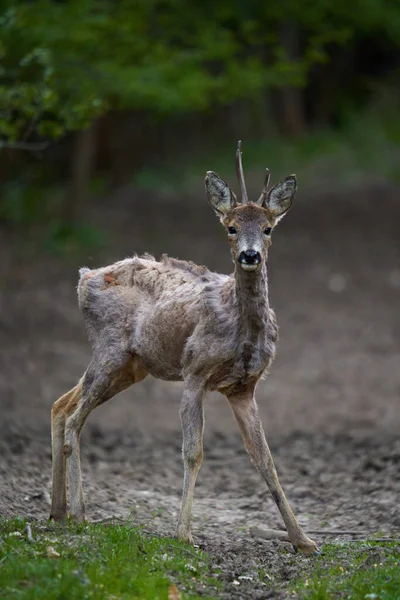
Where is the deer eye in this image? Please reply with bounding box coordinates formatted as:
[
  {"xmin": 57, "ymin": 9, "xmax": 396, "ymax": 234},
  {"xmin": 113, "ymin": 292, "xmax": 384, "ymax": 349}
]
[
  {"xmin": 228, "ymin": 226, "xmax": 237, "ymax": 235},
  {"xmin": 264, "ymin": 227, "xmax": 272, "ymax": 236}
]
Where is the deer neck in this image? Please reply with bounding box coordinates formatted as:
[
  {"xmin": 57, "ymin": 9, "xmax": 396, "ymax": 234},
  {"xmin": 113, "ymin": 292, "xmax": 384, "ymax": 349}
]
[{"xmin": 234, "ymin": 260, "xmax": 270, "ymax": 340}]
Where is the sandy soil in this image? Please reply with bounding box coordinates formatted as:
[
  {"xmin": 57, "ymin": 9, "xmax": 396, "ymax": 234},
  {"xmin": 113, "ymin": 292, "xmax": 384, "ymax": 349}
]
[{"xmin": 0, "ymin": 179, "xmax": 399, "ymax": 597}]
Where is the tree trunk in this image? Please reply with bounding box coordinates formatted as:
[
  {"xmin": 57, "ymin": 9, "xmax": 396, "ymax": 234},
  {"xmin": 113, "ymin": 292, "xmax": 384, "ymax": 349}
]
[
  {"xmin": 66, "ymin": 121, "xmax": 97, "ymax": 225},
  {"xmin": 278, "ymin": 21, "xmax": 305, "ymax": 135}
]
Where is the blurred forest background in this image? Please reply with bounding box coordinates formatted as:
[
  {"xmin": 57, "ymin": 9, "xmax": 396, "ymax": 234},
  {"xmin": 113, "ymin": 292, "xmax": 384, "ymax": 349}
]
[
  {"xmin": 1, "ymin": 0, "xmax": 400, "ymax": 441},
  {"xmin": 1, "ymin": 0, "xmax": 400, "ymax": 253},
  {"xmin": 1, "ymin": 1, "xmax": 400, "ymax": 558}
]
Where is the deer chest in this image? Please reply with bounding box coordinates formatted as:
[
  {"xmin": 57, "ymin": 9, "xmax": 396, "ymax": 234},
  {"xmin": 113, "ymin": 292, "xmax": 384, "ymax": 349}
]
[
  {"xmin": 236, "ymin": 338, "xmax": 276, "ymax": 377},
  {"xmin": 207, "ymin": 337, "xmax": 276, "ymax": 391}
]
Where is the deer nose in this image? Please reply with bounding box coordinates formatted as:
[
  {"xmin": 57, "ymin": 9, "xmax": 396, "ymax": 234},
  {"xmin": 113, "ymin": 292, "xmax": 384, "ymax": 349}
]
[{"xmin": 238, "ymin": 249, "xmax": 261, "ymax": 265}]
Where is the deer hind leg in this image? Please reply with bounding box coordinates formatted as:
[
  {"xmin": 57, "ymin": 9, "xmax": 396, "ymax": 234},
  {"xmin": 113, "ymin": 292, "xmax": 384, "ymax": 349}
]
[
  {"xmin": 227, "ymin": 389, "xmax": 319, "ymax": 555},
  {"xmin": 50, "ymin": 384, "xmax": 82, "ymax": 521},
  {"xmin": 176, "ymin": 377, "xmax": 205, "ymax": 545},
  {"xmin": 52, "ymin": 356, "xmax": 146, "ymax": 522}
]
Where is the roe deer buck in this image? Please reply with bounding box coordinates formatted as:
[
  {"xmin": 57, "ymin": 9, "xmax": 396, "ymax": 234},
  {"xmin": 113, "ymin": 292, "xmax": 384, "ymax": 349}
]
[{"xmin": 50, "ymin": 142, "xmax": 318, "ymax": 554}]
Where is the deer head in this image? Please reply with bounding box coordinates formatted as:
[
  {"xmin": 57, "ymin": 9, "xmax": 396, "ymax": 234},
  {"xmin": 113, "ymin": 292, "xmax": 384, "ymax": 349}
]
[{"xmin": 205, "ymin": 141, "xmax": 297, "ymax": 271}]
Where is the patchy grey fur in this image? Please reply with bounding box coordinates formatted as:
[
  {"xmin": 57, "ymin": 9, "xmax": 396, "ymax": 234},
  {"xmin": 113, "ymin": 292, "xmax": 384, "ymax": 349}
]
[
  {"xmin": 77, "ymin": 253, "xmax": 277, "ymax": 389},
  {"xmin": 50, "ymin": 165, "xmax": 318, "ymax": 556}
]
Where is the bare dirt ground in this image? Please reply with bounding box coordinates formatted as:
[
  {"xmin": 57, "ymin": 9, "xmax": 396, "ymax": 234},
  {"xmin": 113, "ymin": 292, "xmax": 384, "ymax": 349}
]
[{"xmin": 0, "ymin": 179, "xmax": 399, "ymax": 597}]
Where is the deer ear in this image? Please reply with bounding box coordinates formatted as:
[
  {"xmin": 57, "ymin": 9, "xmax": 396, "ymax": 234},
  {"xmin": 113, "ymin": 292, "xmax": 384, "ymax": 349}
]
[
  {"xmin": 205, "ymin": 171, "xmax": 237, "ymax": 217},
  {"xmin": 265, "ymin": 175, "xmax": 297, "ymax": 222}
]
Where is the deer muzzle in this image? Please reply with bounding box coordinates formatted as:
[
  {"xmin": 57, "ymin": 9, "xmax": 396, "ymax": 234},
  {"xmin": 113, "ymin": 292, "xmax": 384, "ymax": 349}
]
[{"xmin": 238, "ymin": 249, "xmax": 261, "ymax": 271}]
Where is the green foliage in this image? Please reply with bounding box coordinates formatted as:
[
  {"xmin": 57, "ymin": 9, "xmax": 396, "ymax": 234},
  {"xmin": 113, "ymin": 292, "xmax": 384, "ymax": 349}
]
[
  {"xmin": 0, "ymin": 518, "xmax": 219, "ymax": 599},
  {"xmin": 2, "ymin": 0, "xmax": 400, "ymax": 147},
  {"xmin": 0, "ymin": 2, "xmax": 107, "ymax": 146}
]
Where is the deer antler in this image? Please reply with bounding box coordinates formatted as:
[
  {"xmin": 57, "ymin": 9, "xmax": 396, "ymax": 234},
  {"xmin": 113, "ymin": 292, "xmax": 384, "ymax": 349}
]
[
  {"xmin": 236, "ymin": 140, "xmax": 248, "ymax": 204},
  {"xmin": 257, "ymin": 168, "xmax": 271, "ymax": 206}
]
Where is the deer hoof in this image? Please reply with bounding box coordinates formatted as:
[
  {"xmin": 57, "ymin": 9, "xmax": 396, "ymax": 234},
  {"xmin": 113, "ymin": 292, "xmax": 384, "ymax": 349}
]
[
  {"xmin": 293, "ymin": 536, "xmax": 320, "ymax": 556},
  {"xmin": 175, "ymin": 528, "xmax": 194, "ymax": 546}
]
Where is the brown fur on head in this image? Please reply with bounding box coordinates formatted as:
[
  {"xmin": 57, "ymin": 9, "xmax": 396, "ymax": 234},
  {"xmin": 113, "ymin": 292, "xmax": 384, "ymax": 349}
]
[{"xmin": 205, "ymin": 165, "xmax": 297, "ymax": 271}]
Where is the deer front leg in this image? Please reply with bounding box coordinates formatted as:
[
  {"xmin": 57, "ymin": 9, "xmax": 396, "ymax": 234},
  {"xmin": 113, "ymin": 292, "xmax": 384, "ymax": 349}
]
[
  {"xmin": 176, "ymin": 378, "xmax": 205, "ymax": 545},
  {"xmin": 227, "ymin": 390, "xmax": 319, "ymax": 555}
]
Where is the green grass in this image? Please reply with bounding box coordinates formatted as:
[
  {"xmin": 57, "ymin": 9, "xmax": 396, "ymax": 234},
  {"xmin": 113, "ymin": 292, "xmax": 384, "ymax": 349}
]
[
  {"xmin": 1, "ymin": 520, "xmax": 399, "ymax": 599},
  {"xmin": 0, "ymin": 518, "xmax": 220, "ymax": 599},
  {"xmin": 291, "ymin": 541, "xmax": 400, "ymax": 600}
]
